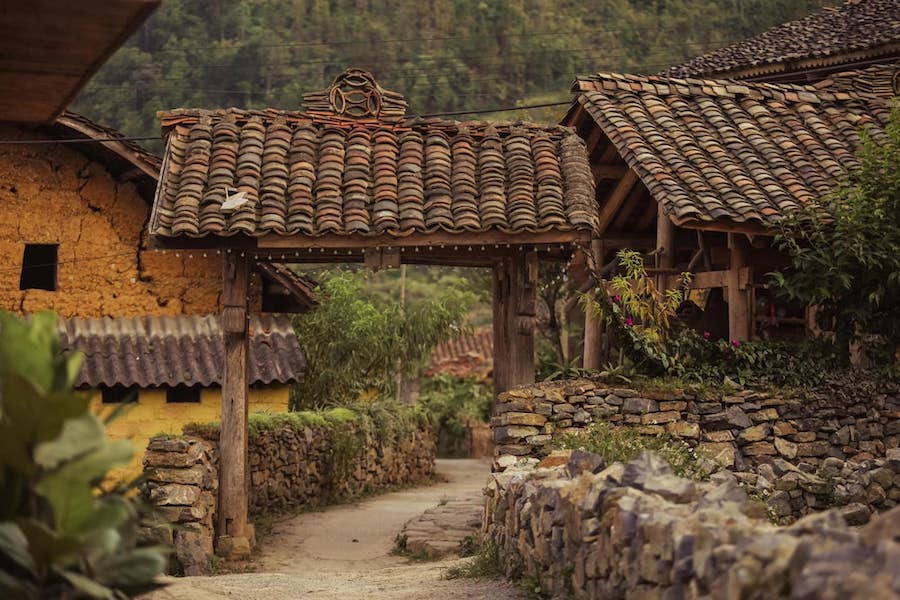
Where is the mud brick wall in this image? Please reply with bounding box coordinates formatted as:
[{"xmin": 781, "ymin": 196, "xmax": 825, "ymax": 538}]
[
  {"xmin": 482, "ymin": 452, "xmax": 900, "ymax": 599},
  {"xmin": 142, "ymin": 418, "xmax": 435, "ymax": 574},
  {"xmin": 0, "ymin": 125, "xmax": 252, "ymax": 317}
]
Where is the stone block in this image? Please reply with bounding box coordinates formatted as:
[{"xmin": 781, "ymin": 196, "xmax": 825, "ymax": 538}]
[
  {"xmin": 698, "ymin": 442, "xmax": 735, "ymax": 467},
  {"xmin": 150, "ymin": 483, "xmax": 201, "ymax": 506},
  {"xmin": 175, "ymin": 527, "xmax": 214, "ymax": 576},
  {"xmin": 775, "ymin": 437, "xmax": 799, "ymax": 459},
  {"xmin": 641, "ymin": 411, "xmax": 680, "ymax": 425},
  {"xmin": 794, "ymin": 431, "xmax": 817, "ymax": 443},
  {"xmin": 499, "ymin": 412, "xmax": 548, "ymax": 427},
  {"xmin": 147, "ymin": 437, "xmax": 191, "ymax": 453},
  {"xmin": 750, "ymin": 408, "xmax": 779, "ymax": 422},
  {"xmin": 743, "ymin": 442, "xmax": 777, "ymax": 457},
  {"xmin": 659, "ymin": 401, "xmax": 687, "ymax": 412},
  {"xmin": 703, "ymin": 430, "xmax": 734, "ymax": 443},
  {"xmin": 773, "ymin": 421, "xmax": 797, "ymax": 436},
  {"xmin": 725, "ymin": 406, "xmax": 752, "ymax": 428},
  {"xmin": 797, "ymin": 441, "xmax": 830, "ymax": 457},
  {"xmin": 552, "ymin": 403, "xmax": 576, "ymax": 414},
  {"xmin": 667, "ymin": 422, "xmax": 700, "ymax": 439},
  {"xmin": 216, "ymin": 534, "xmax": 252, "ymax": 560},
  {"xmin": 623, "ymin": 397, "xmax": 658, "ymax": 414},
  {"xmin": 494, "ymin": 425, "xmax": 540, "ymax": 442},
  {"xmin": 738, "ymin": 423, "xmax": 771, "ymax": 444}
]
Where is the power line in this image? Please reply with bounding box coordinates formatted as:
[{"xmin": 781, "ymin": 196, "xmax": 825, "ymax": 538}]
[
  {"xmin": 419, "ymin": 101, "xmax": 570, "ymax": 118},
  {"xmin": 0, "ymin": 136, "xmax": 158, "ymax": 145}
]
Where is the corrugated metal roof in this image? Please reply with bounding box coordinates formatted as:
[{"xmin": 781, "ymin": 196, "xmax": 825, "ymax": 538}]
[{"xmin": 58, "ymin": 314, "xmax": 305, "ymax": 388}]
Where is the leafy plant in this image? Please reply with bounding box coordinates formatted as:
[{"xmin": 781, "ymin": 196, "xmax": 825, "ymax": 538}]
[
  {"xmin": 773, "ymin": 107, "xmax": 900, "ymax": 364},
  {"xmin": 555, "ymin": 421, "xmax": 709, "ymax": 481},
  {"xmin": 418, "ymin": 375, "xmax": 492, "ymax": 457},
  {"xmin": 291, "ymin": 270, "xmax": 475, "ymax": 409},
  {"xmin": 0, "ymin": 312, "xmax": 167, "ymax": 599}
]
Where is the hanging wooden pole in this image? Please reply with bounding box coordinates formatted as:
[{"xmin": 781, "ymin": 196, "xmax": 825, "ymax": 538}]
[
  {"xmin": 728, "ymin": 233, "xmax": 751, "ymax": 342},
  {"xmin": 583, "ymin": 239, "xmax": 604, "ymax": 371},
  {"xmin": 218, "ymin": 251, "xmax": 252, "ymax": 558}
]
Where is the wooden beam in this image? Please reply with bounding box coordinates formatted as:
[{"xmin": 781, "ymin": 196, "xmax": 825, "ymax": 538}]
[
  {"xmin": 509, "ymin": 251, "xmax": 538, "ymax": 388},
  {"xmin": 258, "ymin": 229, "xmax": 588, "ymax": 250},
  {"xmin": 727, "ymin": 233, "xmax": 751, "ymax": 342},
  {"xmin": 677, "ymin": 218, "xmax": 773, "ymax": 236},
  {"xmin": 584, "ymin": 125, "xmax": 607, "ymax": 156},
  {"xmin": 610, "ymin": 182, "xmax": 646, "ymax": 231},
  {"xmin": 591, "ymin": 164, "xmax": 628, "ymax": 180},
  {"xmin": 218, "ymin": 252, "xmax": 252, "ymax": 558},
  {"xmin": 492, "ymin": 259, "xmax": 510, "ymax": 398},
  {"xmin": 582, "ymin": 239, "xmax": 604, "ymax": 371},
  {"xmin": 596, "ymin": 170, "xmax": 639, "ymax": 236}
]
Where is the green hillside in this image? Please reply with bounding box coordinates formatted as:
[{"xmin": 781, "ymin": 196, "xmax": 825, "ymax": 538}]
[{"xmin": 73, "ymin": 0, "xmax": 835, "ymax": 146}]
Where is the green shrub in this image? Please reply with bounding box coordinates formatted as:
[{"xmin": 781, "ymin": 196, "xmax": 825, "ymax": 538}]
[
  {"xmin": 418, "ymin": 374, "xmax": 492, "ymax": 457},
  {"xmin": 554, "ymin": 421, "xmax": 708, "ymax": 481},
  {"xmin": 0, "ymin": 312, "xmax": 167, "ymax": 599}
]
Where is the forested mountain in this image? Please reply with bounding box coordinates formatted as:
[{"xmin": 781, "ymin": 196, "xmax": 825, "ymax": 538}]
[{"xmin": 73, "ymin": 0, "xmax": 835, "ymax": 146}]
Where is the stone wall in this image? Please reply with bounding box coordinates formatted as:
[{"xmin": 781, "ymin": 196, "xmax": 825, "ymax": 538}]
[
  {"xmin": 493, "ymin": 377, "xmax": 899, "ymax": 521},
  {"xmin": 483, "ymin": 451, "xmax": 900, "ymax": 599},
  {"xmin": 141, "ymin": 415, "xmax": 435, "ymax": 574}
]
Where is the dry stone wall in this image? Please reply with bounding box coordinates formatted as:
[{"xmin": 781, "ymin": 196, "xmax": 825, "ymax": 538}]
[
  {"xmin": 493, "ymin": 377, "xmax": 900, "ymax": 522},
  {"xmin": 141, "ymin": 418, "xmax": 435, "ymax": 574},
  {"xmin": 483, "ymin": 451, "xmax": 900, "ymax": 600}
]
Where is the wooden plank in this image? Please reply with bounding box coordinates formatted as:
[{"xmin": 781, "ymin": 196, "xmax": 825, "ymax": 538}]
[
  {"xmin": 258, "ymin": 229, "xmax": 587, "ymax": 250},
  {"xmin": 727, "ymin": 233, "xmax": 751, "ymax": 342},
  {"xmin": 584, "ymin": 125, "xmax": 607, "ymax": 156},
  {"xmin": 677, "ymin": 218, "xmax": 773, "ymax": 236},
  {"xmin": 218, "ymin": 252, "xmax": 251, "ymax": 557},
  {"xmin": 582, "ymin": 240, "xmax": 604, "ymax": 371},
  {"xmin": 596, "ymin": 170, "xmax": 639, "ymax": 236},
  {"xmin": 492, "ymin": 258, "xmax": 510, "ymax": 397}
]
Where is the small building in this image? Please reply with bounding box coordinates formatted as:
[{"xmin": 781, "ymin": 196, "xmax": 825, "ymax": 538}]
[{"xmin": 58, "ymin": 314, "xmax": 305, "ymax": 477}]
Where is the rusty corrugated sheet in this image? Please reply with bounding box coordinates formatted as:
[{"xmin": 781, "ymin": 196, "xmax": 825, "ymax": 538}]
[{"xmin": 58, "ymin": 314, "xmax": 305, "ymax": 388}]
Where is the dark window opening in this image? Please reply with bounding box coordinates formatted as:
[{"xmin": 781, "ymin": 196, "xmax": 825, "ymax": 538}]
[
  {"xmin": 166, "ymin": 385, "xmax": 201, "ymax": 403},
  {"xmin": 19, "ymin": 244, "xmax": 58, "ymax": 291},
  {"xmin": 101, "ymin": 385, "xmax": 138, "ymax": 404}
]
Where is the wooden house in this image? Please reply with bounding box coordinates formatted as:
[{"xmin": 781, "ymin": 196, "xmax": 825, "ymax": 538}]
[{"xmin": 567, "ymin": 0, "xmax": 900, "ymax": 365}]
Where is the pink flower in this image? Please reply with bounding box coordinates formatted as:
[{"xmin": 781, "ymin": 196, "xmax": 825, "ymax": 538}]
[
  {"xmin": 731, "ymin": 340, "xmax": 740, "ymax": 348},
  {"xmin": 625, "ymin": 317, "xmax": 634, "ymax": 327},
  {"xmin": 612, "ymin": 294, "xmax": 621, "ymax": 304},
  {"xmin": 703, "ymin": 331, "xmax": 711, "ymax": 340}
]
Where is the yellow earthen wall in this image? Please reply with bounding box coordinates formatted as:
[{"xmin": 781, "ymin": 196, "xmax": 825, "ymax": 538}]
[
  {"xmin": 94, "ymin": 385, "xmax": 290, "ymax": 479},
  {"xmin": 0, "ymin": 124, "xmax": 262, "ymax": 317}
]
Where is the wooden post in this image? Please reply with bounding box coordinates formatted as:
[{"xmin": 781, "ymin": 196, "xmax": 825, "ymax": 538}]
[
  {"xmin": 218, "ymin": 251, "xmax": 252, "ymax": 558},
  {"xmin": 492, "ymin": 251, "xmax": 537, "ymax": 397},
  {"xmin": 656, "ymin": 204, "xmax": 675, "ymax": 290},
  {"xmin": 727, "ymin": 233, "xmax": 751, "ymax": 342},
  {"xmin": 583, "ymin": 239, "xmax": 604, "ymax": 371}
]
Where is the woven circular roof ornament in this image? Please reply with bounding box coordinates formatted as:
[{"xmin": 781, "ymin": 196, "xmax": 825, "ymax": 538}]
[{"xmin": 303, "ymin": 68, "xmax": 408, "ymax": 120}]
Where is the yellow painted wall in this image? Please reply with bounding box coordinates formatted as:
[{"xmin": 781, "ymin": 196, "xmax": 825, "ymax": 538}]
[{"xmin": 93, "ymin": 385, "xmax": 290, "ymax": 479}]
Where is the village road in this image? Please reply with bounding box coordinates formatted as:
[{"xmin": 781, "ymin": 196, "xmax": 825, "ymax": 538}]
[{"xmin": 140, "ymin": 459, "xmax": 523, "ymax": 600}]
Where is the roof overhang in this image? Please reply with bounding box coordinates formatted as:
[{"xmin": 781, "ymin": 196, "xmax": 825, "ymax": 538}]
[{"xmin": 0, "ymin": 0, "xmax": 160, "ymax": 124}]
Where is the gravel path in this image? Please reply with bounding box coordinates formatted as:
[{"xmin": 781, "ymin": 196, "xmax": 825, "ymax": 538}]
[{"xmin": 140, "ymin": 459, "xmax": 522, "ymax": 600}]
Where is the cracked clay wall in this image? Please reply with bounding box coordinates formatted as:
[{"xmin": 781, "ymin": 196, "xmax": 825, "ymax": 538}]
[{"xmin": 0, "ymin": 124, "xmax": 257, "ymax": 317}]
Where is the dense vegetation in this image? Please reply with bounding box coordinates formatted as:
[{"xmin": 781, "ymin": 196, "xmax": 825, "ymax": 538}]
[
  {"xmin": 773, "ymin": 108, "xmax": 900, "ymax": 366},
  {"xmin": 0, "ymin": 313, "xmax": 166, "ymax": 599},
  {"xmin": 290, "ymin": 269, "xmax": 475, "ymax": 408},
  {"xmin": 74, "ymin": 0, "xmax": 834, "ymax": 145}
]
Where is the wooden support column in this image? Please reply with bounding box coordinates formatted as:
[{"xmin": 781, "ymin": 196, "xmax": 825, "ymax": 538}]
[
  {"xmin": 656, "ymin": 204, "xmax": 675, "ymax": 290},
  {"xmin": 583, "ymin": 239, "xmax": 604, "ymax": 371},
  {"xmin": 492, "ymin": 251, "xmax": 538, "ymax": 397},
  {"xmin": 727, "ymin": 233, "xmax": 751, "ymax": 342},
  {"xmin": 218, "ymin": 251, "xmax": 252, "ymax": 558}
]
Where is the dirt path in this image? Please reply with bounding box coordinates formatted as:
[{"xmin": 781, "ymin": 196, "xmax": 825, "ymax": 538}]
[{"xmin": 142, "ymin": 459, "xmax": 522, "ymax": 600}]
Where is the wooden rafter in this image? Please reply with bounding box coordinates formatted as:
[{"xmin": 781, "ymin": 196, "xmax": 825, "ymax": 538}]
[{"xmin": 596, "ymin": 170, "xmax": 639, "ymax": 236}]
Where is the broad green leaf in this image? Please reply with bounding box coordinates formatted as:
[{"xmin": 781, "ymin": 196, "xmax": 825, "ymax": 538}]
[
  {"xmin": 34, "ymin": 412, "xmax": 106, "ymax": 470},
  {"xmin": 0, "ymin": 521, "xmax": 37, "ymax": 575},
  {"xmin": 16, "ymin": 519, "xmax": 82, "ymax": 568},
  {"xmin": 58, "ymin": 569, "xmax": 115, "ymax": 599},
  {"xmin": 95, "ymin": 546, "xmax": 169, "ymax": 590}
]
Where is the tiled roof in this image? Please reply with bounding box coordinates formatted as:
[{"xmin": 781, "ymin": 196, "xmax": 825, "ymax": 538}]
[
  {"xmin": 150, "ymin": 69, "xmax": 596, "ymax": 240},
  {"xmin": 663, "ymin": 0, "xmax": 900, "ymax": 79},
  {"xmin": 426, "ymin": 329, "xmax": 493, "ymax": 379},
  {"xmin": 812, "ymin": 64, "xmax": 900, "ymax": 98},
  {"xmin": 573, "ymin": 71, "xmax": 891, "ymax": 228},
  {"xmin": 58, "ymin": 314, "xmax": 305, "ymax": 388}
]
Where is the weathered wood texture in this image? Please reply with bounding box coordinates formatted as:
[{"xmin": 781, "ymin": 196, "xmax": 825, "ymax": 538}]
[
  {"xmin": 218, "ymin": 252, "xmax": 251, "ymax": 550},
  {"xmin": 492, "ymin": 252, "xmax": 538, "ymax": 396},
  {"xmin": 582, "ymin": 240, "xmax": 604, "ymax": 371},
  {"xmin": 727, "ymin": 234, "xmax": 751, "ymax": 341}
]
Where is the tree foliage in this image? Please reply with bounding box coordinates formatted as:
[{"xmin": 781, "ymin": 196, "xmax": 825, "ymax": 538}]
[
  {"xmin": 73, "ymin": 0, "xmax": 835, "ymax": 145},
  {"xmin": 773, "ymin": 108, "xmax": 900, "ymax": 364},
  {"xmin": 291, "ymin": 270, "xmax": 475, "ymax": 408},
  {"xmin": 0, "ymin": 312, "xmax": 167, "ymax": 599}
]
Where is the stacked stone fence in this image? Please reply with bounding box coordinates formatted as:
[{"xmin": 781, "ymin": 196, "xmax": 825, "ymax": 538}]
[
  {"xmin": 493, "ymin": 378, "xmax": 900, "ymax": 523},
  {"xmin": 140, "ymin": 415, "xmax": 435, "ymax": 575},
  {"xmin": 483, "ymin": 451, "xmax": 900, "ymax": 599}
]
